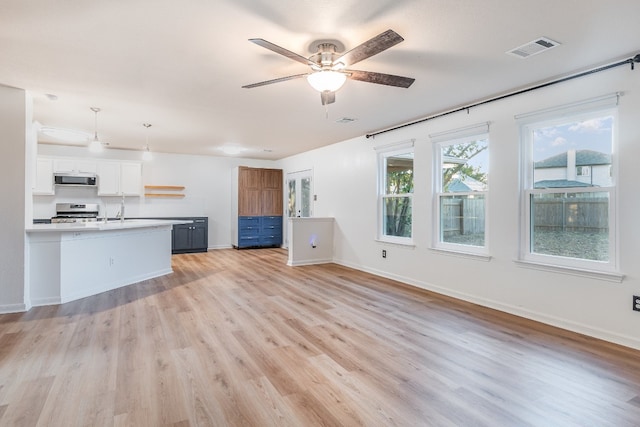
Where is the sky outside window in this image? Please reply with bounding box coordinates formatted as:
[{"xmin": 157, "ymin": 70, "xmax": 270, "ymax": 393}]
[{"xmin": 533, "ymin": 116, "xmax": 613, "ymax": 162}]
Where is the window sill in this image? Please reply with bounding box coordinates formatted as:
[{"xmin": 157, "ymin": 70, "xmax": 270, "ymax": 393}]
[
  {"xmin": 375, "ymin": 239, "xmax": 416, "ymax": 249},
  {"xmin": 429, "ymin": 247, "xmax": 492, "ymax": 261},
  {"xmin": 514, "ymin": 259, "xmax": 624, "ymax": 283}
]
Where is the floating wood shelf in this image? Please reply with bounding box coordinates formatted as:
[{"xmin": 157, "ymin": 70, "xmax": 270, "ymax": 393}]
[
  {"xmin": 144, "ymin": 185, "xmax": 185, "ymax": 198},
  {"xmin": 145, "ymin": 193, "xmax": 185, "ymax": 198},
  {"xmin": 144, "ymin": 185, "xmax": 185, "ymax": 190}
]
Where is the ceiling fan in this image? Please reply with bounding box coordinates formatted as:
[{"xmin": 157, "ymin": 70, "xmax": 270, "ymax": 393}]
[{"xmin": 242, "ymin": 29, "xmax": 415, "ymax": 105}]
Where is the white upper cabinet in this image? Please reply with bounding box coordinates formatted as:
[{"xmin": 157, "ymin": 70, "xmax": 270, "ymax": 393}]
[
  {"xmin": 76, "ymin": 160, "xmax": 98, "ymax": 174},
  {"xmin": 33, "ymin": 158, "xmax": 54, "ymax": 195},
  {"xmin": 34, "ymin": 156, "xmax": 142, "ymax": 196},
  {"xmin": 96, "ymin": 161, "xmax": 121, "ymax": 195},
  {"xmin": 97, "ymin": 161, "xmax": 142, "ymax": 196},
  {"xmin": 120, "ymin": 162, "xmax": 142, "ymax": 195},
  {"xmin": 53, "ymin": 158, "xmax": 97, "ymax": 174}
]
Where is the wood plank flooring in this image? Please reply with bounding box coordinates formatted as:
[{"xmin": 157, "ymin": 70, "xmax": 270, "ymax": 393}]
[{"xmin": 1, "ymin": 248, "xmax": 640, "ymax": 426}]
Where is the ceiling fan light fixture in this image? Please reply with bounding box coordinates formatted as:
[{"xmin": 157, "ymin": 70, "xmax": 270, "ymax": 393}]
[
  {"xmin": 244, "ymin": 30, "xmax": 413, "ymax": 105},
  {"xmin": 307, "ymin": 71, "xmax": 347, "ymax": 93}
]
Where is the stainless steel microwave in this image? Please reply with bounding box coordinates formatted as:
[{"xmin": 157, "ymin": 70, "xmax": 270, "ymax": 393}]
[{"xmin": 53, "ymin": 172, "xmax": 98, "ymax": 187}]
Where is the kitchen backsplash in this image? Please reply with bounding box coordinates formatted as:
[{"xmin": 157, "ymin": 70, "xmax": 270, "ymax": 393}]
[{"xmin": 33, "ymin": 187, "xmax": 207, "ymax": 220}]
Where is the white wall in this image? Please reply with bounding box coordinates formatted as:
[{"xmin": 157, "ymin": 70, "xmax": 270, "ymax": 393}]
[
  {"xmin": 0, "ymin": 85, "xmax": 29, "ymax": 312},
  {"xmin": 35, "ymin": 145, "xmax": 276, "ymax": 249},
  {"xmin": 8, "ymin": 64, "xmax": 640, "ymax": 348},
  {"xmin": 287, "ymin": 217, "xmax": 335, "ymax": 266},
  {"xmin": 279, "ymin": 65, "xmax": 640, "ymax": 350}
]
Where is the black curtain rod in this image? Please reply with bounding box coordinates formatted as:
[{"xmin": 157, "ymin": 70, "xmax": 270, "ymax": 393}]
[{"xmin": 365, "ymin": 53, "xmax": 640, "ymax": 139}]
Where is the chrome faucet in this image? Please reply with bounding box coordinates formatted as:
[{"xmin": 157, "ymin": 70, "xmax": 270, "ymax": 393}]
[{"xmin": 119, "ymin": 193, "xmax": 125, "ymax": 222}]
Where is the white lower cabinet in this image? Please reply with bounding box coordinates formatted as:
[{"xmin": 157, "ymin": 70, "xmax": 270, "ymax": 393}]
[
  {"xmin": 28, "ymin": 224, "xmax": 173, "ymax": 305},
  {"xmin": 97, "ymin": 161, "xmax": 142, "ymax": 196}
]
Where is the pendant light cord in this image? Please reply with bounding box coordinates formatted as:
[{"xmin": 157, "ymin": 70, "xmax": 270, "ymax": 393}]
[
  {"xmin": 143, "ymin": 123, "xmax": 151, "ymax": 149},
  {"xmin": 90, "ymin": 107, "xmax": 101, "ymax": 141}
]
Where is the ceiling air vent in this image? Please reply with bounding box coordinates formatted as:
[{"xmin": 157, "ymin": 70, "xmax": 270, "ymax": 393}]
[
  {"xmin": 335, "ymin": 117, "xmax": 357, "ymax": 124},
  {"xmin": 507, "ymin": 37, "xmax": 560, "ymax": 58}
]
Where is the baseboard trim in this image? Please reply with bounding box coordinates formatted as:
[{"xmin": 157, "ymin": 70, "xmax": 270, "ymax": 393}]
[
  {"xmin": 59, "ymin": 268, "xmax": 174, "ymax": 305},
  {"xmin": 333, "ymin": 258, "xmax": 640, "ymax": 351},
  {"xmin": 207, "ymin": 245, "xmax": 233, "ymax": 250},
  {"xmin": 287, "ymin": 258, "xmax": 333, "ymax": 267},
  {"xmin": 31, "ymin": 297, "xmax": 61, "ymax": 307},
  {"xmin": 0, "ymin": 303, "xmax": 28, "ymax": 314}
]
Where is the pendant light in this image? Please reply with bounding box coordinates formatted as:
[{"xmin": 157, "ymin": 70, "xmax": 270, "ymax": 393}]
[
  {"xmin": 142, "ymin": 123, "xmax": 152, "ymax": 161},
  {"xmin": 89, "ymin": 107, "xmax": 105, "ymax": 152}
]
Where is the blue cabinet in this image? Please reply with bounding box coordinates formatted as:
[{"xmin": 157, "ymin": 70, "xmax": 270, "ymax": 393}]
[
  {"xmin": 237, "ymin": 216, "xmax": 282, "ymax": 248},
  {"xmin": 232, "ymin": 166, "xmax": 283, "ymax": 249},
  {"xmin": 135, "ymin": 216, "xmax": 208, "ymax": 254},
  {"xmin": 172, "ymin": 218, "xmax": 208, "ymax": 254}
]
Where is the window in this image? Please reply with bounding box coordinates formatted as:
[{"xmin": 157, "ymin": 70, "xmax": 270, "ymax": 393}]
[
  {"xmin": 576, "ymin": 166, "xmax": 591, "ymax": 177},
  {"xmin": 518, "ymin": 95, "xmax": 618, "ymax": 275},
  {"xmin": 377, "ymin": 141, "xmax": 414, "ymax": 244},
  {"xmin": 432, "ymin": 123, "xmax": 489, "ymax": 255}
]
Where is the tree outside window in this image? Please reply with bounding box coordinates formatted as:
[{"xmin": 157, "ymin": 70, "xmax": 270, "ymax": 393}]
[
  {"xmin": 378, "ymin": 143, "xmax": 414, "ymax": 244},
  {"xmin": 435, "ymin": 136, "xmax": 489, "ymax": 252},
  {"xmin": 384, "ymin": 154, "xmax": 413, "ymax": 238}
]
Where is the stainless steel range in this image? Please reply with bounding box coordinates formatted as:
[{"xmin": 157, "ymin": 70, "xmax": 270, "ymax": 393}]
[{"xmin": 51, "ymin": 203, "xmax": 100, "ymax": 223}]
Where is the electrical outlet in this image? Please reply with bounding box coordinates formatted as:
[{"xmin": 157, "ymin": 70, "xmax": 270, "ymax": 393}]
[
  {"xmin": 382, "ymin": 249, "xmax": 387, "ymax": 258},
  {"xmin": 633, "ymin": 295, "xmax": 640, "ymax": 312}
]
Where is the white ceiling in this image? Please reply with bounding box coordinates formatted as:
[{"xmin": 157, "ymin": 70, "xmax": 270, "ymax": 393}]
[{"xmin": 2, "ymin": 0, "xmax": 639, "ymax": 160}]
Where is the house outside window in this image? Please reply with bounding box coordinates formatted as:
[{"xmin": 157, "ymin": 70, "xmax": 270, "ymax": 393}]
[
  {"xmin": 430, "ymin": 123, "xmax": 489, "ymax": 256},
  {"xmin": 517, "ymin": 94, "xmax": 619, "ymax": 276},
  {"xmin": 376, "ymin": 141, "xmax": 414, "ymax": 244},
  {"xmin": 576, "ymin": 165, "xmax": 591, "ymax": 177}
]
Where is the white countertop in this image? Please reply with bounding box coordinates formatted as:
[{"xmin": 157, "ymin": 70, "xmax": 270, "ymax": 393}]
[{"xmin": 26, "ymin": 219, "xmax": 191, "ymax": 233}]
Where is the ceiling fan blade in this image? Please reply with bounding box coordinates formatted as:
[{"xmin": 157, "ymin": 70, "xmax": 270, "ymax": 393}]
[
  {"xmin": 335, "ymin": 29, "xmax": 404, "ymax": 67},
  {"xmin": 242, "ymin": 73, "xmax": 308, "ymax": 89},
  {"xmin": 249, "ymin": 38, "xmax": 313, "ymax": 66},
  {"xmin": 345, "ymin": 69, "xmax": 415, "ymax": 88},
  {"xmin": 320, "ymin": 91, "xmax": 335, "ymax": 105}
]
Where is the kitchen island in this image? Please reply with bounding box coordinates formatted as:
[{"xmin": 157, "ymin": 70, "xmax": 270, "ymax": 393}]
[{"xmin": 26, "ymin": 220, "xmax": 188, "ymax": 306}]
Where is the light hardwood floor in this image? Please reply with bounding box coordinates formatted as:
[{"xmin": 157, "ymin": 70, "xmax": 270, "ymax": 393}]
[{"xmin": 1, "ymin": 248, "xmax": 639, "ymax": 426}]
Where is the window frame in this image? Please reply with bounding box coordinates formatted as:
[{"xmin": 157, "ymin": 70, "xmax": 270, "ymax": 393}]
[
  {"xmin": 376, "ymin": 140, "xmax": 414, "ymax": 245},
  {"xmin": 517, "ymin": 97, "xmax": 619, "ymax": 276},
  {"xmin": 431, "ymin": 124, "xmax": 490, "ymax": 257}
]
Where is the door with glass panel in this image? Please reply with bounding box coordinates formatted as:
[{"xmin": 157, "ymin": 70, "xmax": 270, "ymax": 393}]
[
  {"xmin": 287, "ymin": 170, "xmax": 313, "ymax": 218},
  {"xmin": 285, "ymin": 170, "xmax": 313, "ymax": 247}
]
